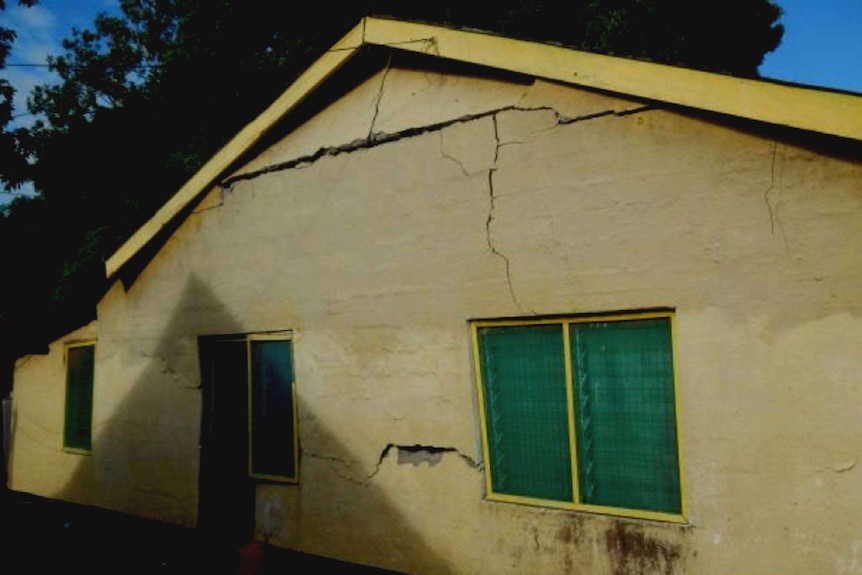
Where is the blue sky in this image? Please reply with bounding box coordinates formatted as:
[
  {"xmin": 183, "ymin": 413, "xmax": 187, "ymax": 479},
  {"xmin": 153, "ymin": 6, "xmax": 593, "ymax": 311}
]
[
  {"xmin": 0, "ymin": 0, "xmax": 860, "ymax": 204},
  {"xmin": 761, "ymin": 0, "xmax": 862, "ymax": 92}
]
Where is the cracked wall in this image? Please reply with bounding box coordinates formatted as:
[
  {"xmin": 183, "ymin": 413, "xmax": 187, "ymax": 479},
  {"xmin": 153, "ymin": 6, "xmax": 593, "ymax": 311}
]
[{"xmin": 10, "ymin": 58, "xmax": 862, "ymax": 575}]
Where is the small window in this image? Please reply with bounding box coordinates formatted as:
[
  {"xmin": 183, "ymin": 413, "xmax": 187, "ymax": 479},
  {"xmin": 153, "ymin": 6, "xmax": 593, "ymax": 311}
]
[
  {"xmin": 248, "ymin": 336, "xmax": 298, "ymax": 482},
  {"xmin": 64, "ymin": 343, "xmax": 95, "ymax": 453},
  {"xmin": 472, "ymin": 312, "xmax": 684, "ymax": 522}
]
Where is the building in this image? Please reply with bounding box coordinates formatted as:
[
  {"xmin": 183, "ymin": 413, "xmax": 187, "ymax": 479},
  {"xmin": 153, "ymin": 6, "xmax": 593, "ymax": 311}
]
[{"xmin": 8, "ymin": 17, "xmax": 862, "ymax": 575}]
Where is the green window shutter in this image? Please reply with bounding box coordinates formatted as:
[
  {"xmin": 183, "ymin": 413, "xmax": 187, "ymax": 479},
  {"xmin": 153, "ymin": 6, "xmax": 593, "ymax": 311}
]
[
  {"xmin": 64, "ymin": 345, "xmax": 95, "ymax": 451},
  {"xmin": 478, "ymin": 325, "xmax": 573, "ymax": 502},
  {"xmin": 249, "ymin": 340, "xmax": 297, "ymax": 480},
  {"xmin": 570, "ymin": 318, "xmax": 681, "ymax": 514}
]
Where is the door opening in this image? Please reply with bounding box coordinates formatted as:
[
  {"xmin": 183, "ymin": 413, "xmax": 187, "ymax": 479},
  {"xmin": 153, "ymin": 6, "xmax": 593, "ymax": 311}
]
[{"xmin": 198, "ymin": 337, "xmax": 255, "ymax": 544}]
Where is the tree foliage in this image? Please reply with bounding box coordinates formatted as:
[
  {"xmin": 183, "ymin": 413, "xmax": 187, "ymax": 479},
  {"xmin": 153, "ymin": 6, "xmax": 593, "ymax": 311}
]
[
  {"xmin": 0, "ymin": 0, "xmax": 36, "ymax": 190},
  {"xmin": 0, "ymin": 0, "xmax": 784, "ymax": 373}
]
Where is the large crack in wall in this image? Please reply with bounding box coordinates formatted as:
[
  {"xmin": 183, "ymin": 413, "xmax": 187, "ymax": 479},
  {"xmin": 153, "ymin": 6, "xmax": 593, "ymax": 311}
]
[
  {"xmin": 219, "ymin": 104, "xmax": 652, "ymax": 188},
  {"xmin": 368, "ymin": 443, "xmax": 482, "ymax": 481},
  {"xmin": 217, "ymin": 99, "xmax": 653, "ymax": 312},
  {"xmin": 305, "ymin": 443, "xmax": 482, "ymax": 486},
  {"xmin": 219, "ymin": 105, "xmax": 554, "ymax": 187}
]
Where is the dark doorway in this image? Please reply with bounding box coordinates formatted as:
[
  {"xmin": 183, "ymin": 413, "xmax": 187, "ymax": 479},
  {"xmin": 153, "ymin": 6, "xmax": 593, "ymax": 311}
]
[{"xmin": 198, "ymin": 337, "xmax": 255, "ymax": 544}]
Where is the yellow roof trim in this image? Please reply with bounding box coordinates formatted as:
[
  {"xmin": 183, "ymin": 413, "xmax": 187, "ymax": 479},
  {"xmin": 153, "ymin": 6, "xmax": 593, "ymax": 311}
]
[
  {"xmin": 363, "ymin": 18, "xmax": 862, "ymax": 141},
  {"xmin": 105, "ymin": 16, "xmax": 862, "ymax": 280}
]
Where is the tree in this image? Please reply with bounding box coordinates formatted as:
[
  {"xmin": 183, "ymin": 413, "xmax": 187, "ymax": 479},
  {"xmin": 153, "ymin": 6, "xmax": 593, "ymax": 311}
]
[
  {"xmin": 0, "ymin": 0, "xmax": 38, "ymax": 366},
  {"xmin": 0, "ymin": 0, "xmax": 37, "ymax": 496},
  {"xmin": 374, "ymin": 1, "xmax": 783, "ymax": 76},
  {"xmin": 0, "ymin": 0, "xmax": 35, "ymax": 190}
]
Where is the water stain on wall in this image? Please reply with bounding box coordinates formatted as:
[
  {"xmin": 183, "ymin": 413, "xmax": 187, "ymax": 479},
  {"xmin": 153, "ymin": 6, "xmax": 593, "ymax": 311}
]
[{"xmin": 605, "ymin": 522, "xmax": 682, "ymax": 575}]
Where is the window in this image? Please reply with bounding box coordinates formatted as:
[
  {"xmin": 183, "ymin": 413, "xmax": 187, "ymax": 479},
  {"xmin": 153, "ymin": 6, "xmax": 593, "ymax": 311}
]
[
  {"xmin": 472, "ymin": 312, "xmax": 684, "ymax": 522},
  {"xmin": 64, "ymin": 343, "xmax": 95, "ymax": 453},
  {"xmin": 248, "ymin": 336, "xmax": 298, "ymax": 482}
]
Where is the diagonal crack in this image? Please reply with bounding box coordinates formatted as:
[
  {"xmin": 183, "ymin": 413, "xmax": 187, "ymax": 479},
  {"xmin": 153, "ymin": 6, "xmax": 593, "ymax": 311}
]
[
  {"xmin": 368, "ymin": 53, "xmax": 394, "ymax": 142},
  {"xmin": 221, "ymin": 105, "xmax": 555, "ymax": 187},
  {"xmin": 304, "ymin": 450, "xmax": 368, "ymax": 485},
  {"xmin": 439, "ymin": 130, "xmax": 472, "ymax": 177},
  {"xmin": 220, "ymin": 104, "xmax": 655, "ymax": 188},
  {"xmin": 555, "ymin": 104, "xmax": 653, "ymax": 125},
  {"xmin": 368, "ymin": 443, "xmax": 397, "ymax": 480}
]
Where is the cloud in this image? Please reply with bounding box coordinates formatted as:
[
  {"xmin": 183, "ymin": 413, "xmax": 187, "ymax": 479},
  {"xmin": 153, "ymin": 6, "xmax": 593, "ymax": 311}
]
[
  {"xmin": 7, "ymin": 3, "xmax": 57, "ymax": 32},
  {"xmin": 2, "ymin": 3, "xmax": 62, "ymax": 127}
]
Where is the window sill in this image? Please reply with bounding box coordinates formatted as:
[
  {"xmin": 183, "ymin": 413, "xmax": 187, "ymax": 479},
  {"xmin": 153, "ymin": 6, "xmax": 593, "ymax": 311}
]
[{"xmin": 484, "ymin": 492, "xmax": 687, "ymax": 525}]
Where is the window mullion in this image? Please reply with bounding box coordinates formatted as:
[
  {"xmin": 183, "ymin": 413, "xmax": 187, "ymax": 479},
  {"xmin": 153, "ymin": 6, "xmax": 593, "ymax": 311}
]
[{"xmin": 562, "ymin": 321, "xmax": 580, "ymax": 505}]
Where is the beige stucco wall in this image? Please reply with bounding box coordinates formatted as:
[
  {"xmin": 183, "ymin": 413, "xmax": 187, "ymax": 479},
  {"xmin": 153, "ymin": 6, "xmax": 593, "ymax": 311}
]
[
  {"xmin": 10, "ymin": 321, "xmax": 98, "ymax": 502},
  {"xmin": 11, "ymin": 58, "xmax": 862, "ymax": 574}
]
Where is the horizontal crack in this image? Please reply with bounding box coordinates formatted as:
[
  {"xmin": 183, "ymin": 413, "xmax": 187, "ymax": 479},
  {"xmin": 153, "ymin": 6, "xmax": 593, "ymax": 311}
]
[
  {"xmin": 368, "ymin": 443, "xmax": 482, "ymax": 480},
  {"xmin": 398, "ymin": 444, "xmax": 483, "ymax": 469}
]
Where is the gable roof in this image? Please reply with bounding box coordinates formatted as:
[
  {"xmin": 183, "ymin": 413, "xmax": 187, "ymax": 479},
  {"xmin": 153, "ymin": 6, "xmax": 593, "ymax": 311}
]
[{"xmin": 105, "ymin": 16, "xmax": 862, "ymax": 281}]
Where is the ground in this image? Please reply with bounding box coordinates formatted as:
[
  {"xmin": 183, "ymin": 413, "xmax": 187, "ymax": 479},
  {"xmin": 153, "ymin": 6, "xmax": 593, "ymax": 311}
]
[{"xmin": 1, "ymin": 489, "xmax": 404, "ymax": 574}]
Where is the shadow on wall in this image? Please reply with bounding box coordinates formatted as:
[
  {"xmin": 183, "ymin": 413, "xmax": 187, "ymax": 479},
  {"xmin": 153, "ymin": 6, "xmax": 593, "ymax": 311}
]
[{"xmin": 43, "ymin": 275, "xmax": 451, "ymax": 574}]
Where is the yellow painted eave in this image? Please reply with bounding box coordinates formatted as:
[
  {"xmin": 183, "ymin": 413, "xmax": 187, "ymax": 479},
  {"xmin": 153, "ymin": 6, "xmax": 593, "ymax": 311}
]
[{"xmin": 362, "ymin": 17, "xmax": 862, "ymax": 142}]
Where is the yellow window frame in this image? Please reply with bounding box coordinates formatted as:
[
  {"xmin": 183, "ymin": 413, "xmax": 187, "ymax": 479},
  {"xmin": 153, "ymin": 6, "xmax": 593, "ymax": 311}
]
[
  {"xmin": 471, "ymin": 310, "xmax": 687, "ymax": 524},
  {"xmin": 62, "ymin": 340, "xmax": 97, "ymax": 455},
  {"xmin": 247, "ymin": 333, "xmax": 300, "ymax": 483}
]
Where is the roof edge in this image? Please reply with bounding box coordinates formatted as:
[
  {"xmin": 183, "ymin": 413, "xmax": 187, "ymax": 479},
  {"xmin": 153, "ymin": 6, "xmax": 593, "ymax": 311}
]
[{"xmin": 105, "ymin": 16, "xmax": 862, "ymax": 281}]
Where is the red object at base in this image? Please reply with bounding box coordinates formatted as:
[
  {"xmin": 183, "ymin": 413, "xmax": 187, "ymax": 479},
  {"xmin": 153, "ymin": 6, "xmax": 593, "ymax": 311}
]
[{"xmin": 237, "ymin": 541, "xmax": 265, "ymax": 575}]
